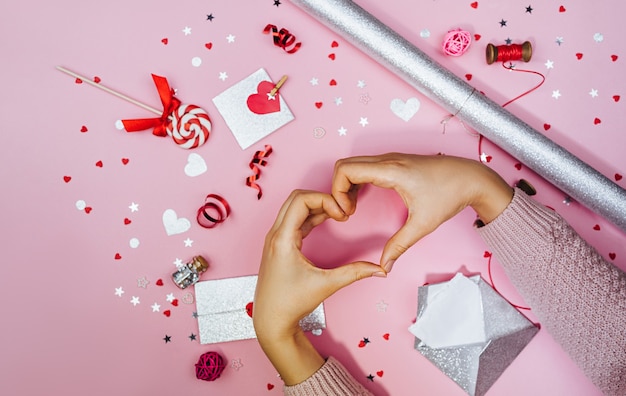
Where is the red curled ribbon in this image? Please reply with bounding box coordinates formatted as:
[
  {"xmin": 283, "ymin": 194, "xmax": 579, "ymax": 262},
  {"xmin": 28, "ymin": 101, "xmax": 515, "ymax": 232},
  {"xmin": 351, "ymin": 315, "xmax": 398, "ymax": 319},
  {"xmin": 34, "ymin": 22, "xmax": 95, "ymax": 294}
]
[
  {"xmin": 121, "ymin": 74, "xmax": 181, "ymax": 137},
  {"xmin": 196, "ymin": 194, "xmax": 231, "ymax": 229},
  {"xmin": 263, "ymin": 24, "xmax": 301, "ymax": 54},
  {"xmin": 246, "ymin": 145, "xmax": 273, "ymax": 200}
]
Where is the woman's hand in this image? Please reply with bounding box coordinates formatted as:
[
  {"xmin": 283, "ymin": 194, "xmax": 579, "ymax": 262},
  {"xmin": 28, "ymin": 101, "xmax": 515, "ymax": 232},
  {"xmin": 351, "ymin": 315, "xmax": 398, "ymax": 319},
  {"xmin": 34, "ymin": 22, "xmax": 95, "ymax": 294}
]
[
  {"xmin": 332, "ymin": 153, "xmax": 514, "ymax": 272},
  {"xmin": 253, "ymin": 190, "xmax": 385, "ymax": 385}
]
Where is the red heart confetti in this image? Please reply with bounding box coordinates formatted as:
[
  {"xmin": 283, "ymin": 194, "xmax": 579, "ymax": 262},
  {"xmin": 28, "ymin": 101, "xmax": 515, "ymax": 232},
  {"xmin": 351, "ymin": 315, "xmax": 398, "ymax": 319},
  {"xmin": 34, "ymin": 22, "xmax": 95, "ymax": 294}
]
[
  {"xmin": 63, "ymin": 176, "xmax": 72, "ymax": 183},
  {"xmin": 329, "ymin": 79, "xmax": 337, "ymax": 86},
  {"xmin": 328, "ymin": 53, "xmax": 336, "ymax": 60},
  {"xmin": 465, "ymin": 74, "xmax": 472, "ymax": 81},
  {"xmin": 594, "ymin": 117, "xmax": 601, "ymax": 125},
  {"xmin": 171, "ymin": 299, "xmax": 179, "ymax": 307},
  {"xmin": 124, "ymin": 218, "xmax": 131, "ymax": 225},
  {"xmin": 559, "ymin": 5, "xmax": 566, "ymax": 12},
  {"xmin": 609, "ymin": 252, "xmax": 616, "ymax": 260},
  {"xmin": 474, "ymin": 34, "xmax": 481, "ymax": 41},
  {"xmin": 613, "ymin": 95, "xmax": 621, "ymax": 102},
  {"xmin": 114, "ymin": 253, "xmax": 122, "ymax": 260},
  {"xmin": 121, "ymin": 158, "xmax": 129, "ymax": 165},
  {"xmin": 75, "ymin": 78, "xmax": 83, "ymax": 84},
  {"xmin": 377, "ymin": 371, "xmax": 384, "ymax": 377},
  {"xmin": 246, "ymin": 81, "xmax": 281, "ymax": 115},
  {"xmin": 576, "ymin": 53, "xmax": 583, "ymax": 60},
  {"xmin": 95, "ymin": 160, "xmax": 103, "ymax": 167},
  {"xmin": 163, "ymin": 310, "xmax": 171, "ymax": 317},
  {"xmin": 611, "ymin": 55, "xmax": 618, "ymax": 62},
  {"xmin": 616, "ymin": 173, "xmax": 623, "ymax": 181},
  {"xmin": 84, "ymin": 207, "xmax": 92, "ymax": 214},
  {"xmin": 205, "ymin": 42, "xmax": 213, "ymax": 50},
  {"xmin": 593, "ymin": 224, "xmax": 601, "ymax": 231},
  {"xmin": 80, "ymin": 125, "xmax": 88, "ymax": 133},
  {"xmin": 470, "ymin": 2, "xmax": 478, "ymax": 9},
  {"xmin": 515, "ymin": 163, "xmax": 522, "ymax": 170},
  {"xmin": 315, "ymin": 102, "xmax": 323, "ymax": 109},
  {"xmin": 331, "ymin": 40, "xmax": 339, "ymax": 48},
  {"xmin": 161, "ymin": 38, "xmax": 168, "ymax": 45},
  {"xmin": 246, "ymin": 302, "xmax": 254, "ymax": 317},
  {"xmin": 358, "ymin": 340, "xmax": 366, "ymax": 348},
  {"xmin": 383, "ymin": 333, "xmax": 390, "ymax": 340},
  {"xmin": 93, "ymin": 76, "xmax": 101, "ymax": 83},
  {"xmin": 156, "ymin": 279, "xmax": 164, "ymax": 286},
  {"xmin": 267, "ymin": 383, "xmax": 275, "ymax": 390},
  {"xmin": 543, "ymin": 123, "xmax": 551, "ymax": 131}
]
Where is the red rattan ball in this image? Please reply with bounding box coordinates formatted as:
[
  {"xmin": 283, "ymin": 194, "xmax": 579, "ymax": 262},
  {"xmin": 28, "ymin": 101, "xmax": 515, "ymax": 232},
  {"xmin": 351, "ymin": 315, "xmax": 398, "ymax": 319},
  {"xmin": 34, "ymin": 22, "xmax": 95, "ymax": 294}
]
[{"xmin": 195, "ymin": 351, "xmax": 226, "ymax": 381}]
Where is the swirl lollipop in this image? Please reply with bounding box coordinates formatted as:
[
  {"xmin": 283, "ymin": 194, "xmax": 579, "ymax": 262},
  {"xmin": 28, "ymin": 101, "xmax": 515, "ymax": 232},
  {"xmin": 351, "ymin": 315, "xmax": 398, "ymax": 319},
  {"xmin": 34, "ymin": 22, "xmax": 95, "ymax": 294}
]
[{"xmin": 56, "ymin": 66, "xmax": 211, "ymax": 149}]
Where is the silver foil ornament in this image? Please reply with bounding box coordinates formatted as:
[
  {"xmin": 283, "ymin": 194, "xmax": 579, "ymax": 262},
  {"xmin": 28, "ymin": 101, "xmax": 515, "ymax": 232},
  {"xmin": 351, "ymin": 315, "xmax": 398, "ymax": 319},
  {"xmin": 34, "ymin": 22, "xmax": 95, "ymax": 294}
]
[{"xmin": 290, "ymin": 0, "xmax": 626, "ymax": 233}]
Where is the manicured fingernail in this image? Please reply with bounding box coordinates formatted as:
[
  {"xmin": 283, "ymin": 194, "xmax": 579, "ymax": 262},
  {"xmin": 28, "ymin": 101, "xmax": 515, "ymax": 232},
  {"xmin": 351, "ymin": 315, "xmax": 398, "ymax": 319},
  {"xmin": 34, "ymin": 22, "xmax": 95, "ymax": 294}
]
[
  {"xmin": 372, "ymin": 271, "xmax": 387, "ymax": 278},
  {"xmin": 384, "ymin": 260, "xmax": 395, "ymax": 272}
]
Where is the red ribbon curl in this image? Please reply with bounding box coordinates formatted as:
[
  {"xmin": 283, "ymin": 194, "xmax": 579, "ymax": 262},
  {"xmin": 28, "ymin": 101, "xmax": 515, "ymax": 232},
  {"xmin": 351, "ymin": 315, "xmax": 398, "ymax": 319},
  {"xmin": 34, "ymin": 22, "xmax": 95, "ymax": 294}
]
[
  {"xmin": 263, "ymin": 24, "xmax": 301, "ymax": 54},
  {"xmin": 246, "ymin": 145, "xmax": 273, "ymax": 200},
  {"xmin": 196, "ymin": 194, "xmax": 231, "ymax": 229},
  {"xmin": 122, "ymin": 74, "xmax": 181, "ymax": 137}
]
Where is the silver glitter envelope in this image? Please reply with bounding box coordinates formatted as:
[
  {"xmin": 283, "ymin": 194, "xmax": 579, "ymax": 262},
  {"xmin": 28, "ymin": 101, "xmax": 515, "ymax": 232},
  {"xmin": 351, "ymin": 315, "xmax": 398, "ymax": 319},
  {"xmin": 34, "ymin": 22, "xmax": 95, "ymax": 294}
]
[
  {"xmin": 410, "ymin": 274, "xmax": 538, "ymax": 396},
  {"xmin": 195, "ymin": 275, "xmax": 326, "ymax": 344}
]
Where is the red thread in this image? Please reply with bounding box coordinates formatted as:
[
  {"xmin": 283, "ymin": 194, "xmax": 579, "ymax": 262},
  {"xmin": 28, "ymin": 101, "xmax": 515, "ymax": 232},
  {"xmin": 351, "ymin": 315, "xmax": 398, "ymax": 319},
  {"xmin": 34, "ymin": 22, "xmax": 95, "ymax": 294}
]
[
  {"xmin": 246, "ymin": 145, "xmax": 273, "ymax": 199},
  {"xmin": 263, "ymin": 24, "xmax": 301, "ymax": 53},
  {"xmin": 494, "ymin": 44, "xmax": 524, "ymax": 62},
  {"xmin": 484, "ymin": 251, "xmax": 530, "ymax": 310},
  {"xmin": 195, "ymin": 351, "xmax": 226, "ymax": 381},
  {"xmin": 196, "ymin": 194, "xmax": 231, "ymax": 228}
]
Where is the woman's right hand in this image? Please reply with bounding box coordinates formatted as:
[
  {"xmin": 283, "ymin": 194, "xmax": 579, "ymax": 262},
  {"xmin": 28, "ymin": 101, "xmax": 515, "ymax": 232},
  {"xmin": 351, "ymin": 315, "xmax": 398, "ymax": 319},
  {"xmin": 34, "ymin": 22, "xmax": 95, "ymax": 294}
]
[{"xmin": 331, "ymin": 153, "xmax": 514, "ymax": 272}]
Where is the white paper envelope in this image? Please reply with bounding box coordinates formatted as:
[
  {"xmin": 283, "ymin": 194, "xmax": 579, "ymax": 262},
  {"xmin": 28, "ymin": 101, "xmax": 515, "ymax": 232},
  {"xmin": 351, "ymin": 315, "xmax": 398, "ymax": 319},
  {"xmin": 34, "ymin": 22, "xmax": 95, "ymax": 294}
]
[
  {"xmin": 195, "ymin": 275, "xmax": 325, "ymax": 344},
  {"xmin": 212, "ymin": 68, "xmax": 294, "ymax": 150}
]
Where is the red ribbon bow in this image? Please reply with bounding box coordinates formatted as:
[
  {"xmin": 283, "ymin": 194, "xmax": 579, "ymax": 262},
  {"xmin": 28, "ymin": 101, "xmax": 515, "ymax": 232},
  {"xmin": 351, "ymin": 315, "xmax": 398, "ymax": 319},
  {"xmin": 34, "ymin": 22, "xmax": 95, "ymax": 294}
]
[{"xmin": 122, "ymin": 74, "xmax": 181, "ymax": 137}]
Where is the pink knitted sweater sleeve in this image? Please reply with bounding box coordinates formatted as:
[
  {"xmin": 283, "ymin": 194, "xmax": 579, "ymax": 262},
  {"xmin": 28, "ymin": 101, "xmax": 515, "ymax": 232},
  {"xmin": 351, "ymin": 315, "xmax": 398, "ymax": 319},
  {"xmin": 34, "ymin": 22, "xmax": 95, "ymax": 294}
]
[
  {"xmin": 283, "ymin": 356, "xmax": 373, "ymax": 395},
  {"xmin": 477, "ymin": 188, "xmax": 626, "ymax": 395}
]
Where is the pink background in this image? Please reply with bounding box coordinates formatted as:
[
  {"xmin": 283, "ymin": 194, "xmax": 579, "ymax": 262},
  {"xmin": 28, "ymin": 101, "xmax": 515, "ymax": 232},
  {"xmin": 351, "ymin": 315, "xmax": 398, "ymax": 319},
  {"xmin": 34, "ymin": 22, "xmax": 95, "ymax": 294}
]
[{"xmin": 1, "ymin": 0, "xmax": 624, "ymax": 395}]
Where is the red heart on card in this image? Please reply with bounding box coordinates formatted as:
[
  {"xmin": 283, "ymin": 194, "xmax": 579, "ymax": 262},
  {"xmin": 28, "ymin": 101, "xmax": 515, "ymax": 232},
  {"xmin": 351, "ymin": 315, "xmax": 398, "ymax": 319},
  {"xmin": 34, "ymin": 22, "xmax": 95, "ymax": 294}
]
[
  {"xmin": 156, "ymin": 279, "xmax": 164, "ymax": 286},
  {"xmin": 63, "ymin": 176, "xmax": 71, "ymax": 183},
  {"xmin": 329, "ymin": 79, "xmax": 337, "ymax": 86},
  {"xmin": 121, "ymin": 158, "xmax": 129, "ymax": 165},
  {"xmin": 616, "ymin": 173, "xmax": 623, "ymax": 181},
  {"xmin": 161, "ymin": 38, "xmax": 168, "ymax": 45},
  {"xmin": 246, "ymin": 81, "xmax": 280, "ymax": 115},
  {"xmin": 331, "ymin": 40, "xmax": 339, "ymax": 48},
  {"xmin": 575, "ymin": 53, "xmax": 583, "ymax": 60},
  {"xmin": 315, "ymin": 102, "xmax": 323, "ymax": 109},
  {"xmin": 205, "ymin": 42, "xmax": 212, "ymax": 50},
  {"xmin": 609, "ymin": 252, "xmax": 616, "ymax": 260},
  {"xmin": 267, "ymin": 384, "xmax": 275, "ymax": 390},
  {"xmin": 383, "ymin": 333, "xmax": 390, "ymax": 340},
  {"xmin": 377, "ymin": 371, "xmax": 384, "ymax": 377},
  {"xmin": 593, "ymin": 224, "xmax": 601, "ymax": 231},
  {"xmin": 611, "ymin": 54, "xmax": 618, "ymax": 62},
  {"xmin": 515, "ymin": 163, "xmax": 522, "ymax": 170},
  {"xmin": 80, "ymin": 125, "xmax": 88, "ymax": 133},
  {"xmin": 93, "ymin": 76, "xmax": 101, "ymax": 83},
  {"xmin": 171, "ymin": 299, "xmax": 179, "ymax": 306},
  {"xmin": 613, "ymin": 95, "xmax": 621, "ymax": 102},
  {"xmin": 543, "ymin": 123, "xmax": 551, "ymax": 131},
  {"xmin": 114, "ymin": 253, "xmax": 122, "ymax": 260},
  {"xmin": 95, "ymin": 160, "xmax": 103, "ymax": 167},
  {"xmin": 124, "ymin": 218, "xmax": 131, "ymax": 225},
  {"xmin": 163, "ymin": 310, "xmax": 171, "ymax": 317},
  {"xmin": 594, "ymin": 117, "xmax": 601, "ymax": 125},
  {"xmin": 246, "ymin": 302, "xmax": 254, "ymax": 317},
  {"xmin": 474, "ymin": 34, "xmax": 481, "ymax": 41},
  {"xmin": 559, "ymin": 5, "xmax": 566, "ymax": 12},
  {"xmin": 470, "ymin": 2, "xmax": 478, "ymax": 9},
  {"xmin": 84, "ymin": 207, "xmax": 92, "ymax": 214},
  {"xmin": 328, "ymin": 53, "xmax": 336, "ymax": 60},
  {"xmin": 465, "ymin": 74, "xmax": 472, "ymax": 81}
]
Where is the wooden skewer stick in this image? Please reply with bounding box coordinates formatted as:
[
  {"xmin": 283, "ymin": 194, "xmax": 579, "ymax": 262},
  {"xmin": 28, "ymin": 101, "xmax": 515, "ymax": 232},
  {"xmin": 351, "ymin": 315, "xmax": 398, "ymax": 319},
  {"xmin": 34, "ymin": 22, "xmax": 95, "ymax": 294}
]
[
  {"xmin": 269, "ymin": 75, "xmax": 288, "ymax": 97},
  {"xmin": 56, "ymin": 66, "xmax": 163, "ymax": 116}
]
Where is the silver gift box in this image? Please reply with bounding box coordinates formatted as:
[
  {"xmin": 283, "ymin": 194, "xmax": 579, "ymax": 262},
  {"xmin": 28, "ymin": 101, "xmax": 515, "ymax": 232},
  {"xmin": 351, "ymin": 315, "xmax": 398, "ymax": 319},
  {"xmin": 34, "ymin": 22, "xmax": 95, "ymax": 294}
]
[
  {"xmin": 412, "ymin": 275, "xmax": 539, "ymax": 396},
  {"xmin": 195, "ymin": 275, "xmax": 326, "ymax": 344}
]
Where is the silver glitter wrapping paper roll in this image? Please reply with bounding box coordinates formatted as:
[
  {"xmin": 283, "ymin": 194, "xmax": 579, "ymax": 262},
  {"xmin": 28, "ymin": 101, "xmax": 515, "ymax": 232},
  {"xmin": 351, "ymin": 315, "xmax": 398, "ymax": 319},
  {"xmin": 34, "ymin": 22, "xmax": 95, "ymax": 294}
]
[
  {"xmin": 195, "ymin": 275, "xmax": 326, "ymax": 344},
  {"xmin": 290, "ymin": 0, "xmax": 626, "ymax": 233},
  {"xmin": 413, "ymin": 275, "xmax": 539, "ymax": 396}
]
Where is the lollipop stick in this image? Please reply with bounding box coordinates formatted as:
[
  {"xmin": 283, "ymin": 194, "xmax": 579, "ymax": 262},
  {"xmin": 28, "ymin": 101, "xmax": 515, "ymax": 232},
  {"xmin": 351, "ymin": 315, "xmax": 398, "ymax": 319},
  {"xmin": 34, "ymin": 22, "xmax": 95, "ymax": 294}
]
[{"xmin": 56, "ymin": 66, "xmax": 163, "ymax": 116}]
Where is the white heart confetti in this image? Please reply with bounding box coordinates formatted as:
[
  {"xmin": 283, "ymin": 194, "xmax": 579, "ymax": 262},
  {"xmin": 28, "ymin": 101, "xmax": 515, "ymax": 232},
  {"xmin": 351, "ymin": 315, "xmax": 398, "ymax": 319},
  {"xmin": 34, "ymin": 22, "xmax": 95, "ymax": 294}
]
[
  {"xmin": 390, "ymin": 97, "xmax": 420, "ymax": 122},
  {"xmin": 184, "ymin": 153, "xmax": 207, "ymax": 177},
  {"xmin": 162, "ymin": 209, "xmax": 191, "ymax": 236}
]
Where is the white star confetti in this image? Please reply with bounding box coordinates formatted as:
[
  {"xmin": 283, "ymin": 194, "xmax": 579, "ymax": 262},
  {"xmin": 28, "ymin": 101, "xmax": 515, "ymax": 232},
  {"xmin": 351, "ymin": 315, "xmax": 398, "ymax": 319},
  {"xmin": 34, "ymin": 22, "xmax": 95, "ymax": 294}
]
[
  {"xmin": 231, "ymin": 358, "xmax": 244, "ymax": 371},
  {"xmin": 166, "ymin": 293, "xmax": 176, "ymax": 303},
  {"xmin": 357, "ymin": 80, "xmax": 366, "ymax": 88},
  {"xmin": 589, "ymin": 89, "xmax": 598, "ymax": 98},
  {"xmin": 593, "ymin": 33, "xmax": 604, "ymax": 43},
  {"xmin": 151, "ymin": 303, "xmax": 161, "ymax": 312},
  {"xmin": 115, "ymin": 287, "xmax": 125, "ymax": 297},
  {"xmin": 184, "ymin": 238, "xmax": 193, "ymax": 247},
  {"xmin": 182, "ymin": 26, "xmax": 192, "ymax": 36},
  {"xmin": 545, "ymin": 60, "xmax": 554, "ymax": 69},
  {"xmin": 555, "ymin": 36, "xmax": 564, "ymax": 46},
  {"xmin": 338, "ymin": 126, "xmax": 347, "ymax": 136},
  {"xmin": 334, "ymin": 97, "xmax": 343, "ymax": 106},
  {"xmin": 359, "ymin": 117, "xmax": 369, "ymax": 127},
  {"xmin": 130, "ymin": 296, "xmax": 140, "ymax": 306},
  {"xmin": 219, "ymin": 72, "xmax": 228, "ymax": 81},
  {"xmin": 128, "ymin": 202, "xmax": 139, "ymax": 212},
  {"xmin": 226, "ymin": 34, "xmax": 236, "ymax": 43},
  {"xmin": 309, "ymin": 77, "xmax": 319, "ymax": 86},
  {"xmin": 173, "ymin": 258, "xmax": 184, "ymax": 268},
  {"xmin": 480, "ymin": 152, "xmax": 492, "ymax": 163},
  {"xmin": 137, "ymin": 276, "xmax": 149, "ymax": 288},
  {"xmin": 376, "ymin": 300, "xmax": 388, "ymax": 312},
  {"xmin": 552, "ymin": 90, "xmax": 562, "ymax": 99}
]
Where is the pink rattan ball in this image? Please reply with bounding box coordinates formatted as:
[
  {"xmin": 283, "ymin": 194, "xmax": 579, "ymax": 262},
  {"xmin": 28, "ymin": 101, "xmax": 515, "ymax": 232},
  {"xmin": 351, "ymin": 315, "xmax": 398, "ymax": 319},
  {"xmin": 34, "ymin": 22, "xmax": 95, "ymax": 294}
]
[
  {"xmin": 442, "ymin": 29, "xmax": 472, "ymax": 56},
  {"xmin": 195, "ymin": 351, "xmax": 226, "ymax": 381}
]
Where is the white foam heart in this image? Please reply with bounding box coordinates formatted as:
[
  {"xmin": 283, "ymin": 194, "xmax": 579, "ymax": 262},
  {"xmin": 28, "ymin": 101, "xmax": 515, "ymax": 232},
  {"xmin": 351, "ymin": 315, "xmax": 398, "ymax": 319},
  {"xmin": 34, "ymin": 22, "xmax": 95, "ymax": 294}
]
[
  {"xmin": 390, "ymin": 97, "xmax": 420, "ymax": 122},
  {"xmin": 162, "ymin": 209, "xmax": 191, "ymax": 236},
  {"xmin": 184, "ymin": 153, "xmax": 207, "ymax": 177}
]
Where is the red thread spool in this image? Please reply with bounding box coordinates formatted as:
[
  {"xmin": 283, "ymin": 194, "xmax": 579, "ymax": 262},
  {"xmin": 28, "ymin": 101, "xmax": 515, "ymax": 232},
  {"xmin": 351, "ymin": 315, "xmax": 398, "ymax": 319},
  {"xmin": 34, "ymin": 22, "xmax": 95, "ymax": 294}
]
[
  {"xmin": 195, "ymin": 351, "xmax": 226, "ymax": 381},
  {"xmin": 486, "ymin": 41, "xmax": 532, "ymax": 64}
]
